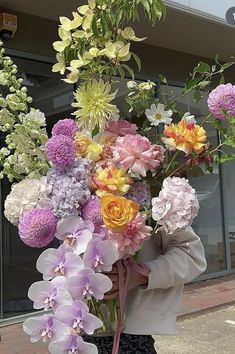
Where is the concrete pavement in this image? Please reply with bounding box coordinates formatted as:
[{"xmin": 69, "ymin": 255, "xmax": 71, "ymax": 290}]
[{"xmin": 156, "ymin": 305, "xmax": 235, "ymax": 354}]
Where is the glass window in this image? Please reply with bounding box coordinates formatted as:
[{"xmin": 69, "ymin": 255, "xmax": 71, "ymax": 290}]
[{"xmin": 0, "ymin": 56, "xmax": 73, "ymax": 318}]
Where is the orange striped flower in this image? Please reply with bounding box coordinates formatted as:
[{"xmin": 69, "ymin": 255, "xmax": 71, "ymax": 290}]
[{"xmin": 162, "ymin": 120, "xmax": 207, "ymax": 155}]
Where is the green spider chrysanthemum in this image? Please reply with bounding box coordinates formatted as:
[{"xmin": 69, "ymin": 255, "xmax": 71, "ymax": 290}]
[{"xmin": 72, "ymin": 79, "xmax": 119, "ymax": 131}]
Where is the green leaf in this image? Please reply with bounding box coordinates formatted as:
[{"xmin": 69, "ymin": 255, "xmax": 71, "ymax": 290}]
[
  {"xmin": 121, "ymin": 64, "xmax": 135, "ymax": 80},
  {"xmin": 219, "ymin": 74, "xmax": 225, "ymax": 84},
  {"xmin": 219, "ymin": 153, "xmax": 235, "ymax": 163},
  {"xmin": 215, "ymin": 54, "xmax": 219, "ymax": 64},
  {"xmin": 117, "ymin": 65, "xmax": 125, "ymax": 80},
  {"xmin": 91, "ymin": 16, "xmax": 99, "ymax": 37},
  {"xmin": 193, "ymin": 62, "xmax": 210, "ymax": 75},
  {"xmin": 193, "ymin": 90, "xmax": 202, "ymax": 103},
  {"xmin": 159, "ymin": 74, "xmax": 168, "ymax": 84},
  {"xmin": 132, "ymin": 52, "xmax": 142, "ymax": 71}
]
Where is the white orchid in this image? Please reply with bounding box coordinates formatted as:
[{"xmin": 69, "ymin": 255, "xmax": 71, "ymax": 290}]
[{"xmin": 145, "ymin": 103, "xmax": 172, "ymax": 126}]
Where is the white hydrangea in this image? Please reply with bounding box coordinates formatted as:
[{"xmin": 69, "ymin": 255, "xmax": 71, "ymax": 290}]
[
  {"xmin": 4, "ymin": 177, "xmax": 51, "ymax": 225},
  {"xmin": 152, "ymin": 177, "xmax": 199, "ymax": 234}
]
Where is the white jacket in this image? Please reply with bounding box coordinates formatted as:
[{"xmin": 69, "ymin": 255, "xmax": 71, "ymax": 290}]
[{"xmin": 124, "ymin": 227, "xmax": 207, "ymax": 335}]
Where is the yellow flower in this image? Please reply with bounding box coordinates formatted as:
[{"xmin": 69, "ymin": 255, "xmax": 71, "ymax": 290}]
[
  {"xmin": 86, "ymin": 142, "xmax": 103, "ymax": 162},
  {"xmin": 101, "ymin": 194, "xmax": 139, "ymax": 232},
  {"xmin": 162, "ymin": 120, "xmax": 207, "ymax": 155},
  {"xmin": 93, "ymin": 165, "xmax": 132, "ymax": 196},
  {"xmin": 74, "ymin": 132, "xmax": 93, "ymax": 157},
  {"xmin": 72, "ymin": 79, "xmax": 119, "ymax": 131}
]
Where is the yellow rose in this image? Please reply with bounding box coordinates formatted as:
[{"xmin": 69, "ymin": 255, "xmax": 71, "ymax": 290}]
[
  {"xmin": 74, "ymin": 132, "xmax": 92, "ymax": 157},
  {"xmin": 101, "ymin": 194, "xmax": 139, "ymax": 232},
  {"xmin": 86, "ymin": 142, "xmax": 103, "ymax": 161}
]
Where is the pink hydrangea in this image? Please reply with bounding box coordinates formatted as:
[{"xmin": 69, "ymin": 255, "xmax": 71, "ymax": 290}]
[
  {"xmin": 106, "ymin": 120, "xmax": 138, "ymax": 136},
  {"xmin": 108, "ymin": 214, "xmax": 152, "ymax": 257},
  {"xmin": 46, "ymin": 135, "xmax": 75, "ymax": 169},
  {"xmin": 207, "ymin": 83, "xmax": 235, "ymax": 120},
  {"xmin": 152, "ymin": 177, "xmax": 199, "ymax": 234},
  {"xmin": 52, "ymin": 119, "xmax": 78, "ymax": 139},
  {"xmin": 19, "ymin": 208, "xmax": 58, "ymax": 248},
  {"xmin": 112, "ymin": 134, "xmax": 165, "ymax": 177}
]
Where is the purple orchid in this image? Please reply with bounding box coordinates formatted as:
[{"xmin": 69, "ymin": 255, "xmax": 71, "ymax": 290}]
[
  {"xmin": 55, "ymin": 300, "xmax": 102, "ymax": 335},
  {"xmin": 28, "ymin": 276, "xmax": 72, "ymax": 311},
  {"xmin": 56, "ymin": 216, "xmax": 94, "ymax": 255},
  {"xmin": 49, "ymin": 334, "xmax": 98, "ymax": 354},
  {"xmin": 36, "ymin": 244, "xmax": 84, "ymax": 280},
  {"xmin": 83, "ymin": 238, "xmax": 118, "ymax": 272},
  {"xmin": 67, "ymin": 268, "xmax": 112, "ymax": 301},
  {"xmin": 23, "ymin": 314, "xmax": 69, "ymax": 343}
]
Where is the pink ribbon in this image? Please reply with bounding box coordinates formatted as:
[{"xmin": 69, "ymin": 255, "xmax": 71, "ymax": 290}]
[{"xmin": 112, "ymin": 258, "xmax": 150, "ymax": 354}]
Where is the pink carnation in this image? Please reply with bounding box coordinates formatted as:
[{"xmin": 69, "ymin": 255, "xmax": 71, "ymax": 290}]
[
  {"xmin": 46, "ymin": 135, "xmax": 75, "ymax": 169},
  {"xmin": 152, "ymin": 177, "xmax": 199, "ymax": 234},
  {"xmin": 106, "ymin": 120, "xmax": 137, "ymax": 136},
  {"xmin": 112, "ymin": 134, "xmax": 165, "ymax": 177},
  {"xmin": 108, "ymin": 214, "xmax": 152, "ymax": 257},
  {"xmin": 19, "ymin": 208, "xmax": 58, "ymax": 248},
  {"xmin": 52, "ymin": 119, "xmax": 78, "ymax": 138},
  {"xmin": 207, "ymin": 83, "xmax": 235, "ymax": 120}
]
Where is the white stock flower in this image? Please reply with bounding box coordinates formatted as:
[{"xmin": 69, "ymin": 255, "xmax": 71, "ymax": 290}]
[
  {"xmin": 4, "ymin": 177, "xmax": 51, "ymax": 225},
  {"xmin": 145, "ymin": 103, "xmax": 172, "ymax": 126}
]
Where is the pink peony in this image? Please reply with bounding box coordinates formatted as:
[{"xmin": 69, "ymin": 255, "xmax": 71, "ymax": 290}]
[
  {"xmin": 152, "ymin": 177, "xmax": 199, "ymax": 234},
  {"xmin": 106, "ymin": 120, "xmax": 138, "ymax": 136},
  {"xmin": 19, "ymin": 208, "xmax": 58, "ymax": 248},
  {"xmin": 112, "ymin": 134, "xmax": 165, "ymax": 177},
  {"xmin": 108, "ymin": 213, "xmax": 152, "ymax": 257}
]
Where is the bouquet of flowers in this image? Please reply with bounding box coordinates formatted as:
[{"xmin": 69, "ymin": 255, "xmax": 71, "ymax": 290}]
[{"xmin": 1, "ymin": 1, "xmax": 235, "ymax": 354}]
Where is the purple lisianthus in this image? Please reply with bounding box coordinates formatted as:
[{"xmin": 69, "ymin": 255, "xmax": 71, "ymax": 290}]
[
  {"xmin": 55, "ymin": 300, "xmax": 102, "ymax": 335},
  {"xmin": 208, "ymin": 83, "xmax": 235, "ymax": 119},
  {"xmin": 46, "ymin": 134, "xmax": 75, "ymax": 168},
  {"xmin": 18, "ymin": 208, "xmax": 57, "ymax": 248},
  {"xmin": 28, "ymin": 276, "xmax": 72, "ymax": 311},
  {"xmin": 126, "ymin": 181, "xmax": 151, "ymax": 206},
  {"xmin": 67, "ymin": 268, "xmax": 112, "ymax": 301},
  {"xmin": 36, "ymin": 244, "xmax": 84, "ymax": 280},
  {"xmin": 23, "ymin": 314, "xmax": 69, "ymax": 343},
  {"xmin": 81, "ymin": 196, "xmax": 104, "ymax": 233},
  {"xmin": 49, "ymin": 334, "xmax": 98, "ymax": 354},
  {"xmin": 47, "ymin": 159, "xmax": 91, "ymax": 218},
  {"xmin": 83, "ymin": 238, "xmax": 118, "ymax": 272},
  {"xmin": 56, "ymin": 216, "xmax": 94, "ymax": 255},
  {"xmin": 52, "ymin": 118, "xmax": 78, "ymax": 139}
]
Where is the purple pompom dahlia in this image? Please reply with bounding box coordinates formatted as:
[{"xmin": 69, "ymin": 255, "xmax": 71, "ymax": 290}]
[
  {"xmin": 207, "ymin": 83, "xmax": 235, "ymax": 120},
  {"xmin": 19, "ymin": 208, "xmax": 58, "ymax": 248},
  {"xmin": 52, "ymin": 119, "xmax": 78, "ymax": 139},
  {"xmin": 46, "ymin": 134, "xmax": 75, "ymax": 169}
]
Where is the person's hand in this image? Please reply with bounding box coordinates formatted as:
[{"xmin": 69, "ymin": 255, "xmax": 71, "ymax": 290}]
[{"xmin": 104, "ymin": 262, "xmax": 148, "ymax": 300}]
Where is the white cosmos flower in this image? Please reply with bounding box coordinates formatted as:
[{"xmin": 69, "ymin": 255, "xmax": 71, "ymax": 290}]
[
  {"xmin": 182, "ymin": 112, "xmax": 196, "ymax": 124},
  {"xmin": 145, "ymin": 103, "xmax": 172, "ymax": 126}
]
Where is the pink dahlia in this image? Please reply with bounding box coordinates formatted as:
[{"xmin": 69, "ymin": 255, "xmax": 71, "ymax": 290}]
[
  {"xmin": 207, "ymin": 83, "xmax": 235, "ymax": 120},
  {"xmin": 152, "ymin": 177, "xmax": 199, "ymax": 234},
  {"xmin": 81, "ymin": 196, "xmax": 103, "ymax": 233},
  {"xmin": 46, "ymin": 134, "xmax": 75, "ymax": 169},
  {"xmin": 19, "ymin": 208, "xmax": 58, "ymax": 248},
  {"xmin": 108, "ymin": 213, "xmax": 152, "ymax": 257},
  {"xmin": 52, "ymin": 118, "xmax": 78, "ymax": 139},
  {"xmin": 106, "ymin": 120, "xmax": 138, "ymax": 136},
  {"xmin": 112, "ymin": 134, "xmax": 165, "ymax": 177}
]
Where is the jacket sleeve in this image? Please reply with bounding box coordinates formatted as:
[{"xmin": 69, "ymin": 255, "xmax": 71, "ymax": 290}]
[{"xmin": 144, "ymin": 227, "xmax": 207, "ymax": 290}]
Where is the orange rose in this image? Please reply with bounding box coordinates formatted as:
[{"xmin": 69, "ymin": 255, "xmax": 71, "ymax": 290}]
[{"xmin": 100, "ymin": 194, "xmax": 139, "ymax": 232}]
